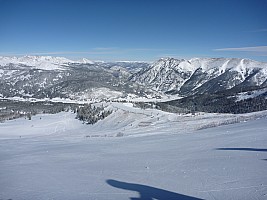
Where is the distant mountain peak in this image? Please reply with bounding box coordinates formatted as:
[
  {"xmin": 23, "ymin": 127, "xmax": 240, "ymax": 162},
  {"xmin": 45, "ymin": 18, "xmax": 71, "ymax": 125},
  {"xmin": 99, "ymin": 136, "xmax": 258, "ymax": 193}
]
[{"xmin": 78, "ymin": 58, "xmax": 94, "ymax": 64}]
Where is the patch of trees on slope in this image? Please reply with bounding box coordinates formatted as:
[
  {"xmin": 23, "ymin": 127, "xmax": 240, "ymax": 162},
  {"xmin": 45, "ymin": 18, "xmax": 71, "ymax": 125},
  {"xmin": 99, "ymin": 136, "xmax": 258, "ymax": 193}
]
[{"xmin": 158, "ymin": 87, "xmax": 267, "ymax": 114}]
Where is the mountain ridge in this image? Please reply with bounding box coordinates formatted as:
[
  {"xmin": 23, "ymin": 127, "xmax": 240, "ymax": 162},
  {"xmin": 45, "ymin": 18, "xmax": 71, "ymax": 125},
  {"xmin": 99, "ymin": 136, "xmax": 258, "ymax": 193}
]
[{"xmin": 129, "ymin": 57, "xmax": 267, "ymax": 96}]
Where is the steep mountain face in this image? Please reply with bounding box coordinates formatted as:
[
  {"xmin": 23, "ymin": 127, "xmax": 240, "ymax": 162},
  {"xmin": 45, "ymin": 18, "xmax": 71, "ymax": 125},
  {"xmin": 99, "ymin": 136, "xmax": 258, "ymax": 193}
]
[
  {"xmin": 130, "ymin": 58, "xmax": 195, "ymax": 92},
  {"xmin": 130, "ymin": 57, "xmax": 267, "ymax": 95}
]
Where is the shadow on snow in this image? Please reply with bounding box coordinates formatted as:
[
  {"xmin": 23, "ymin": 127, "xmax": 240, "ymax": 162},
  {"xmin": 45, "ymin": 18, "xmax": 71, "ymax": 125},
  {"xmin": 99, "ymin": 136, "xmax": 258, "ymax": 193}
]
[
  {"xmin": 107, "ymin": 179, "xmax": 203, "ymax": 200},
  {"xmin": 216, "ymin": 148, "xmax": 267, "ymax": 152},
  {"xmin": 216, "ymin": 148, "xmax": 267, "ymax": 161}
]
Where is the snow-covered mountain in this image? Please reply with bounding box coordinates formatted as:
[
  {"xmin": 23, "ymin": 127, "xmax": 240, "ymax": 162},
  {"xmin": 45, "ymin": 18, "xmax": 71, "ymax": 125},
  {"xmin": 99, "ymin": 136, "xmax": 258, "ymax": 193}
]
[
  {"xmin": 0, "ymin": 56, "xmax": 75, "ymax": 70},
  {"xmin": 130, "ymin": 57, "xmax": 267, "ymax": 95}
]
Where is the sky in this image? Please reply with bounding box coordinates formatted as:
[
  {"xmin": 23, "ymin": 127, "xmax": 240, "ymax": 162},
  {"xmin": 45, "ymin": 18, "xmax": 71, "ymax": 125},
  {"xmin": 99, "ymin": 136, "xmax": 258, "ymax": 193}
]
[{"xmin": 0, "ymin": 0, "xmax": 267, "ymax": 62}]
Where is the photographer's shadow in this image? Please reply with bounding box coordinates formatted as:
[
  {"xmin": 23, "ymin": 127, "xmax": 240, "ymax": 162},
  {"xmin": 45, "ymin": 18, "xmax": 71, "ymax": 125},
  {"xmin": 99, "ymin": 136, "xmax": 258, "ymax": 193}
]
[{"xmin": 107, "ymin": 179, "xmax": 203, "ymax": 200}]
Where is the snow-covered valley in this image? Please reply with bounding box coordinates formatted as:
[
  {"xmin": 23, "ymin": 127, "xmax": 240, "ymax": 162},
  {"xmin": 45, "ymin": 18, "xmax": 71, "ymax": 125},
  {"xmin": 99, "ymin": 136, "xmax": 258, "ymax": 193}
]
[{"xmin": 0, "ymin": 103, "xmax": 267, "ymax": 200}]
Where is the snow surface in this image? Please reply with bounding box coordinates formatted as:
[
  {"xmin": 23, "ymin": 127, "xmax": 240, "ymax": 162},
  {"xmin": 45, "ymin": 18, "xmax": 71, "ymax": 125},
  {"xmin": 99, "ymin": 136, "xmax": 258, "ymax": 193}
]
[{"xmin": 0, "ymin": 103, "xmax": 267, "ymax": 199}]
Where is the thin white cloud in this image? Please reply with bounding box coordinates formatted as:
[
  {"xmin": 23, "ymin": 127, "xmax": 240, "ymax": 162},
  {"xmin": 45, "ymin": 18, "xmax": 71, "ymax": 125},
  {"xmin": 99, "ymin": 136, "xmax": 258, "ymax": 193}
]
[
  {"xmin": 93, "ymin": 47, "xmax": 178, "ymax": 52},
  {"xmin": 127, "ymin": 48, "xmax": 178, "ymax": 52},
  {"xmin": 0, "ymin": 47, "xmax": 178, "ymax": 57},
  {"xmin": 0, "ymin": 51, "xmax": 119, "ymax": 56},
  {"xmin": 214, "ymin": 46, "xmax": 267, "ymax": 52},
  {"xmin": 249, "ymin": 29, "xmax": 267, "ymax": 33},
  {"xmin": 93, "ymin": 47, "xmax": 118, "ymax": 51}
]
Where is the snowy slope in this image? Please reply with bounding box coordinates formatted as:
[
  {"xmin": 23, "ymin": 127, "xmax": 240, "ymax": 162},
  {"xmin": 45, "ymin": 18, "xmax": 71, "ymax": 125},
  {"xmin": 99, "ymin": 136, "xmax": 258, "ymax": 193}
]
[
  {"xmin": 84, "ymin": 102, "xmax": 267, "ymax": 137},
  {"xmin": 0, "ymin": 103, "xmax": 267, "ymax": 199}
]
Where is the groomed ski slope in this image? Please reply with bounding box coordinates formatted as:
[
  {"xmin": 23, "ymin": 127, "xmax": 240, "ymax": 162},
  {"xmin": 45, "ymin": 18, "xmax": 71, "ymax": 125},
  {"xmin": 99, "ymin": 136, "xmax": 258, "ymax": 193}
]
[{"xmin": 0, "ymin": 103, "xmax": 267, "ymax": 200}]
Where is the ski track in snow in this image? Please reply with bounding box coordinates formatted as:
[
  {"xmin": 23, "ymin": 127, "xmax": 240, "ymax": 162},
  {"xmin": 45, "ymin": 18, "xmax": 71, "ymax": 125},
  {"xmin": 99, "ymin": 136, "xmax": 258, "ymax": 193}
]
[{"xmin": 0, "ymin": 103, "xmax": 267, "ymax": 200}]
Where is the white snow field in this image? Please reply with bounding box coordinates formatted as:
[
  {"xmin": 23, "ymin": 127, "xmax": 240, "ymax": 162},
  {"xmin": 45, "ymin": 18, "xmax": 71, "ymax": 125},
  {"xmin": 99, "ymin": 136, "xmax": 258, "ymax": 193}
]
[{"xmin": 0, "ymin": 103, "xmax": 267, "ymax": 200}]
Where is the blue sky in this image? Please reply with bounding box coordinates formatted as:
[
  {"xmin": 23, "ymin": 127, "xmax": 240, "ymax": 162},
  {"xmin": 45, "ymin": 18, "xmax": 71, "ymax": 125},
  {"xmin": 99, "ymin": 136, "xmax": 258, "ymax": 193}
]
[{"xmin": 0, "ymin": 0, "xmax": 267, "ymax": 61}]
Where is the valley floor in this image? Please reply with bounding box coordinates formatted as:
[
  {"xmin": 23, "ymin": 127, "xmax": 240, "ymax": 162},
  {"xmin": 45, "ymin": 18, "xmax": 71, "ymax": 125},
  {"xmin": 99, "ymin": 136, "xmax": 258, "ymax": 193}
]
[{"xmin": 0, "ymin": 103, "xmax": 267, "ymax": 200}]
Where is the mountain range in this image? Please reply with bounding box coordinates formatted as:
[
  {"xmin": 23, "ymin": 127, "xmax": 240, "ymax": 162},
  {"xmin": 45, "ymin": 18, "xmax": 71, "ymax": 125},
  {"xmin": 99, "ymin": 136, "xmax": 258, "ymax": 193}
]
[{"xmin": 1, "ymin": 56, "xmax": 267, "ymax": 101}]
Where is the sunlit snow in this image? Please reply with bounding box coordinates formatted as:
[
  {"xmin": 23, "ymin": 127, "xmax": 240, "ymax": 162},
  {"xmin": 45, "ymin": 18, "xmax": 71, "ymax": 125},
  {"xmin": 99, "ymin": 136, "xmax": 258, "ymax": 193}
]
[{"xmin": 0, "ymin": 103, "xmax": 267, "ymax": 200}]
